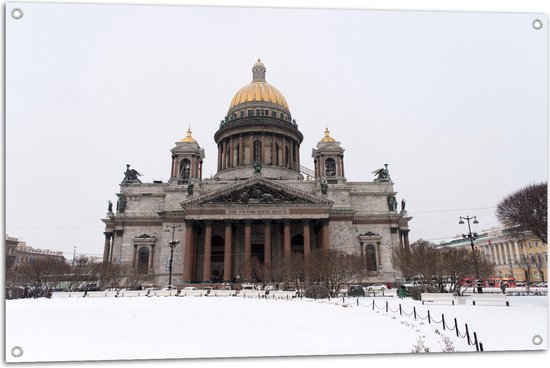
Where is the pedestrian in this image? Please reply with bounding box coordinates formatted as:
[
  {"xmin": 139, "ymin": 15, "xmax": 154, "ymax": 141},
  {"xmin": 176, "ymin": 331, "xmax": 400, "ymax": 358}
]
[
  {"xmin": 476, "ymin": 278, "xmax": 483, "ymax": 294},
  {"xmin": 500, "ymin": 282, "xmax": 507, "ymax": 294}
]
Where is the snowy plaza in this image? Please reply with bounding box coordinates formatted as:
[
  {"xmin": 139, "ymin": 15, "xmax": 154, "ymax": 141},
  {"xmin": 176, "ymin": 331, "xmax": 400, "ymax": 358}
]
[{"xmin": 5, "ymin": 293, "xmax": 547, "ymax": 363}]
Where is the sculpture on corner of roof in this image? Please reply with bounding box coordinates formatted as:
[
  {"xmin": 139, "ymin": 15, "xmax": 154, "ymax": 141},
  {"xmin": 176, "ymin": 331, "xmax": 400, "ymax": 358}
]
[
  {"xmin": 107, "ymin": 200, "xmax": 113, "ymax": 213},
  {"xmin": 320, "ymin": 180, "xmax": 328, "ymax": 195},
  {"xmin": 187, "ymin": 180, "xmax": 194, "ymax": 196},
  {"xmin": 372, "ymin": 163, "xmax": 391, "ymax": 183},
  {"xmin": 387, "ymin": 195, "xmax": 397, "ymax": 211},
  {"xmin": 116, "ymin": 194, "xmax": 126, "ymax": 213},
  {"xmin": 122, "ymin": 164, "xmax": 142, "ymax": 184},
  {"xmin": 401, "ymin": 199, "xmax": 406, "ymax": 212}
]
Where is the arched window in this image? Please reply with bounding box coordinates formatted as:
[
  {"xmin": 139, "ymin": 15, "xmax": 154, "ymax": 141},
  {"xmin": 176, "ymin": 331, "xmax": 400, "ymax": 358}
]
[
  {"xmin": 180, "ymin": 159, "xmax": 191, "ymax": 179},
  {"xmin": 275, "ymin": 143, "xmax": 280, "ymax": 166},
  {"xmin": 253, "ymin": 140, "xmax": 262, "ymax": 163},
  {"xmin": 285, "ymin": 146, "xmax": 289, "ymax": 167},
  {"xmin": 138, "ymin": 247, "xmax": 150, "ymax": 274},
  {"xmin": 366, "ymin": 244, "xmax": 377, "ymax": 271},
  {"xmin": 325, "ymin": 158, "xmax": 336, "ymax": 177}
]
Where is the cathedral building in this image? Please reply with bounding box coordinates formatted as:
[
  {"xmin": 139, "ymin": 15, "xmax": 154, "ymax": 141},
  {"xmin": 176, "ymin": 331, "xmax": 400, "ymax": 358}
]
[{"xmin": 101, "ymin": 60, "xmax": 412, "ymax": 286}]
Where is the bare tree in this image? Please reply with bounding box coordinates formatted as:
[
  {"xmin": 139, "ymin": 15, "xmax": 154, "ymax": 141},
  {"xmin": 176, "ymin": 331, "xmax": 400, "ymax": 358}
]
[
  {"xmin": 391, "ymin": 240, "xmax": 494, "ymax": 294},
  {"xmin": 308, "ymin": 250, "xmax": 365, "ymax": 297},
  {"xmin": 496, "ymin": 182, "xmax": 547, "ymax": 243}
]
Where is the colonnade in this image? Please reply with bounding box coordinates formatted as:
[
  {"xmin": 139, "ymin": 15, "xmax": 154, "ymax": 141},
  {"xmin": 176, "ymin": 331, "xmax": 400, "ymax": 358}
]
[
  {"xmin": 217, "ymin": 133, "xmax": 301, "ymax": 172},
  {"xmin": 182, "ymin": 218, "xmax": 329, "ymax": 283}
]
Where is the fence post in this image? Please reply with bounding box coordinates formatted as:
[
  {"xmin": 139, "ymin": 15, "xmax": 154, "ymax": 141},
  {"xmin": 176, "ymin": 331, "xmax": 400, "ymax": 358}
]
[
  {"xmin": 442, "ymin": 314, "xmax": 446, "ymax": 330},
  {"xmin": 357, "ymin": 298, "xmax": 359, "ymax": 307},
  {"xmin": 454, "ymin": 318, "xmax": 459, "ymax": 337},
  {"xmin": 343, "ymin": 296, "xmax": 345, "ymax": 304},
  {"xmin": 465, "ymin": 324, "xmax": 471, "ymax": 345},
  {"xmin": 473, "ymin": 332, "xmax": 479, "ymax": 351},
  {"xmin": 479, "ymin": 342, "xmax": 484, "ymax": 351},
  {"xmin": 399, "ymin": 304, "xmax": 402, "ymax": 316},
  {"xmin": 385, "ymin": 301, "xmax": 388, "ymax": 313},
  {"xmin": 413, "ymin": 306, "xmax": 417, "ymax": 320},
  {"xmin": 427, "ymin": 310, "xmax": 431, "ymax": 324},
  {"xmin": 372, "ymin": 301, "xmax": 375, "ymax": 311}
]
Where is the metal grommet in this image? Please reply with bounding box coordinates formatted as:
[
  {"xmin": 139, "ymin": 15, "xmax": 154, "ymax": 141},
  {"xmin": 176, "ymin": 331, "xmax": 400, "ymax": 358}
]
[
  {"xmin": 11, "ymin": 8, "xmax": 23, "ymax": 19},
  {"xmin": 532, "ymin": 19, "xmax": 543, "ymax": 30},
  {"xmin": 532, "ymin": 335, "xmax": 543, "ymax": 345},
  {"xmin": 11, "ymin": 346, "xmax": 23, "ymax": 358}
]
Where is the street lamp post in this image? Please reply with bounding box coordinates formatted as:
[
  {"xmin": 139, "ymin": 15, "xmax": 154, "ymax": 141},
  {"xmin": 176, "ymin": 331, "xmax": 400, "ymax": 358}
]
[
  {"xmin": 459, "ymin": 215, "xmax": 481, "ymax": 291},
  {"xmin": 165, "ymin": 225, "xmax": 182, "ymax": 286}
]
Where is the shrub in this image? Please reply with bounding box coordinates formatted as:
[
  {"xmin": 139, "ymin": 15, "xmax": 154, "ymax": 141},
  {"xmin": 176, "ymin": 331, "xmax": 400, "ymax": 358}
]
[
  {"xmin": 408, "ymin": 285, "xmax": 438, "ymax": 301},
  {"xmin": 304, "ymin": 285, "xmax": 330, "ymax": 299}
]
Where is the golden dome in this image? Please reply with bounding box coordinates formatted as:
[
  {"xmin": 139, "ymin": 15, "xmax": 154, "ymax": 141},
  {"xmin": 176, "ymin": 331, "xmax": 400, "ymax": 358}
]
[
  {"xmin": 228, "ymin": 59, "xmax": 290, "ymax": 111},
  {"xmin": 180, "ymin": 127, "xmax": 197, "ymax": 143},
  {"xmin": 319, "ymin": 127, "xmax": 335, "ymax": 143}
]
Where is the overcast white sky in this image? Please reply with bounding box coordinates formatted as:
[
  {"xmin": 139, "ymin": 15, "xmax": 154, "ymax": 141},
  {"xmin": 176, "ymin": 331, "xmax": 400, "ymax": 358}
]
[{"xmin": 4, "ymin": 1, "xmax": 547, "ymax": 260}]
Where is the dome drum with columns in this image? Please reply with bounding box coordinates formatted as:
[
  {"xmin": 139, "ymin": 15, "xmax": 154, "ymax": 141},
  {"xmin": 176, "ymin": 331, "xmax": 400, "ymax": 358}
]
[
  {"xmin": 101, "ymin": 60, "xmax": 412, "ymax": 287},
  {"xmin": 214, "ymin": 60, "xmax": 303, "ymax": 180}
]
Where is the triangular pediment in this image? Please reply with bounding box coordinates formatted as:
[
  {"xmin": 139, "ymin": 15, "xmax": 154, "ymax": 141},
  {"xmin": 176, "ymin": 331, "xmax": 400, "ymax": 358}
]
[{"xmin": 180, "ymin": 176, "xmax": 333, "ymax": 209}]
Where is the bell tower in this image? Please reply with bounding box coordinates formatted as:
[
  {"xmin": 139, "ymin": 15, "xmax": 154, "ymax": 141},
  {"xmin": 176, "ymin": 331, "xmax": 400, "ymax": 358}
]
[
  {"xmin": 312, "ymin": 127, "xmax": 346, "ymax": 184},
  {"xmin": 170, "ymin": 128, "xmax": 205, "ymax": 184}
]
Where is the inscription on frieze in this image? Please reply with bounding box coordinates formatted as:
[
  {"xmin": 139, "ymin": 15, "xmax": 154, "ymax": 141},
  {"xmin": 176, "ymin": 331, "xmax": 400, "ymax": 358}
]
[{"xmin": 226, "ymin": 208, "xmax": 290, "ymax": 215}]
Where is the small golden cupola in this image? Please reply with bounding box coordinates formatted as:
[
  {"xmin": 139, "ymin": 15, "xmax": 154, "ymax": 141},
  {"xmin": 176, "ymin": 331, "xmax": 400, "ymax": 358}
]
[
  {"xmin": 170, "ymin": 126, "xmax": 204, "ymax": 183},
  {"xmin": 180, "ymin": 127, "xmax": 197, "ymax": 143},
  {"xmin": 319, "ymin": 127, "xmax": 336, "ymax": 143},
  {"xmin": 312, "ymin": 127, "xmax": 346, "ymax": 183}
]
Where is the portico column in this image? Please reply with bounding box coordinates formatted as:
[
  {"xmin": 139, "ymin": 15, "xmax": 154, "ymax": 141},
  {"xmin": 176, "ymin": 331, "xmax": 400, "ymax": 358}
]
[
  {"xmin": 223, "ymin": 221, "xmax": 233, "ymax": 282},
  {"xmin": 321, "ymin": 220, "xmax": 330, "ymax": 253},
  {"xmin": 303, "ymin": 220, "xmax": 311, "ymax": 258},
  {"xmin": 264, "ymin": 220, "xmax": 272, "ymax": 280},
  {"xmin": 513, "ymin": 240, "xmax": 521, "ymax": 263},
  {"xmin": 202, "ymin": 221, "xmax": 212, "ymax": 282},
  {"xmin": 244, "ymin": 221, "xmax": 252, "ymax": 281},
  {"xmin": 103, "ymin": 232, "xmax": 112, "ymax": 265},
  {"xmin": 403, "ymin": 229, "xmax": 410, "ymax": 254},
  {"xmin": 283, "ymin": 221, "xmax": 291, "ymax": 257},
  {"xmin": 183, "ymin": 221, "xmax": 194, "ymax": 282},
  {"xmin": 498, "ymin": 243, "xmax": 504, "ymax": 264},
  {"xmin": 503, "ymin": 241, "xmax": 510, "ymax": 264}
]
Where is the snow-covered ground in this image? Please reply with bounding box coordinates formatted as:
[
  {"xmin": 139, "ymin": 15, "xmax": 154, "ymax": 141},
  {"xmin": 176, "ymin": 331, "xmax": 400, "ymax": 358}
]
[{"xmin": 4, "ymin": 293, "xmax": 548, "ymax": 365}]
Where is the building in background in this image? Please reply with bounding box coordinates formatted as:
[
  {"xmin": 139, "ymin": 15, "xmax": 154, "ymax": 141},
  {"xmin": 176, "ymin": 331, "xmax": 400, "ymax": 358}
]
[
  {"xmin": 5, "ymin": 235, "xmax": 66, "ymax": 271},
  {"xmin": 437, "ymin": 228, "xmax": 547, "ymax": 283},
  {"xmin": 101, "ymin": 60, "xmax": 412, "ymax": 286}
]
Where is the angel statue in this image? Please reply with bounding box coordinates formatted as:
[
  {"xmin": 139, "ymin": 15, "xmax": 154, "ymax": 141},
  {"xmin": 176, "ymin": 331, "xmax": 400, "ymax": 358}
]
[
  {"xmin": 372, "ymin": 164, "xmax": 391, "ymax": 183},
  {"xmin": 122, "ymin": 164, "xmax": 142, "ymax": 184}
]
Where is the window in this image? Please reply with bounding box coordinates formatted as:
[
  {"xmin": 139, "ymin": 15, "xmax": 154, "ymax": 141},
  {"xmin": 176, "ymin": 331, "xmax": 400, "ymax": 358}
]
[
  {"xmin": 248, "ymin": 110, "xmax": 254, "ymax": 117},
  {"xmin": 253, "ymin": 140, "xmax": 262, "ymax": 163},
  {"xmin": 325, "ymin": 158, "xmax": 336, "ymax": 177},
  {"xmin": 240, "ymin": 111, "xmax": 244, "ymax": 117},
  {"xmin": 366, "ymin": 244, "xmax": 377, "ymax": 271},
  {"xmin": 180, "ymin": 159, "xmax": 191, "ymax": 179},
  {"xmin": 138, "ymin": 247, "xmax": 150, "ymax": 274},
  {"xmin": 271, "ymin": 111, "xmax": 276, "ymax": 117}
]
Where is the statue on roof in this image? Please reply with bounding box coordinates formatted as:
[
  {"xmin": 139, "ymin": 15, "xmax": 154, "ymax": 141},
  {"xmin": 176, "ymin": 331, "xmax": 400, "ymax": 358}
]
[
  {"xmin": 253, "ymin": 160, "xmax": 262, "ymax": 173},
  {"xmin": 373, "ymin": 164, "xmax": 391, "ymax": 183},
  {"xmin": 122, "ymin": 164, "xmax": 142, "ymax": 184}
]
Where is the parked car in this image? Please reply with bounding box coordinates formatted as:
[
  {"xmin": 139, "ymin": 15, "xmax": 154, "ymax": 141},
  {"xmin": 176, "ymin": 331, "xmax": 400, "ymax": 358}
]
[
  {"xmin": 241, "ymin": 283, "xmax": 258, "ymax": 291},
  {"xmin": 347, "ymin": 285, "xmax": 366, "ymax": 297},
  {"xmin": 182, "ymin": 286, "xmax": 198, "ymax": 291},
  {"xmin": 366, "ymin": 284, "xmax": 386, "ymax": 292}
]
